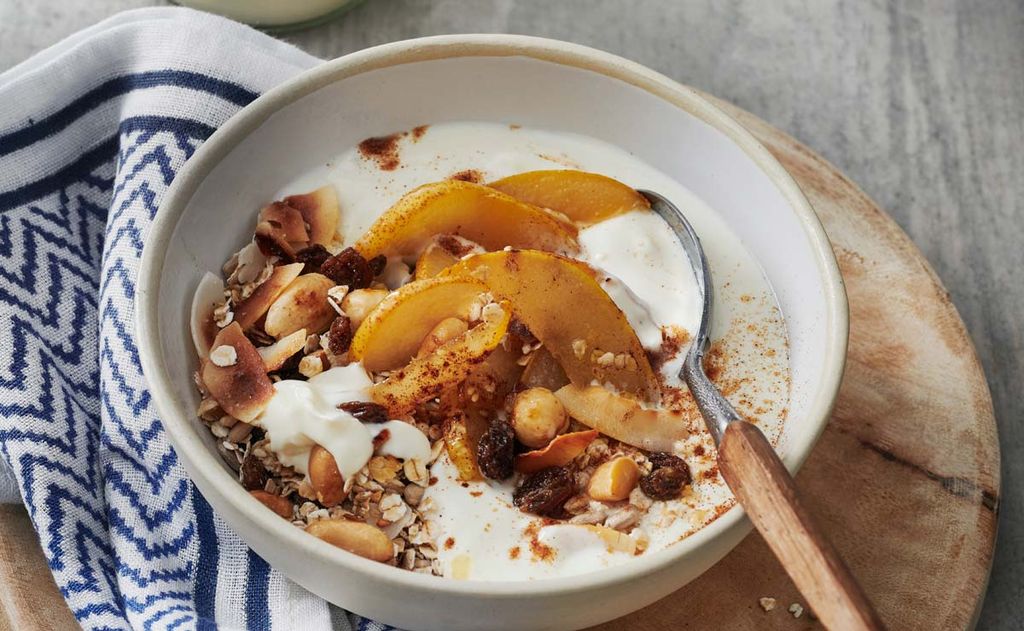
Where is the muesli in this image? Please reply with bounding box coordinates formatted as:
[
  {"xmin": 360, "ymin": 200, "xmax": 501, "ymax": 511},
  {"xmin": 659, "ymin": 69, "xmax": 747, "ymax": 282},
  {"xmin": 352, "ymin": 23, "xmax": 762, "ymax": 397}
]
[{"xmin": 190, "ymin": 122, "xmax": 790, "ymax": 579}]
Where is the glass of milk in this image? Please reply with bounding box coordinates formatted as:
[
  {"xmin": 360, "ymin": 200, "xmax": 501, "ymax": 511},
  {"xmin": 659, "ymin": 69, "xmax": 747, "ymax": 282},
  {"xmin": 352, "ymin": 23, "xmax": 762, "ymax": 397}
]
[{"xmin": 176, "ymin": 0, "xmax": 366, "ymax": 31}]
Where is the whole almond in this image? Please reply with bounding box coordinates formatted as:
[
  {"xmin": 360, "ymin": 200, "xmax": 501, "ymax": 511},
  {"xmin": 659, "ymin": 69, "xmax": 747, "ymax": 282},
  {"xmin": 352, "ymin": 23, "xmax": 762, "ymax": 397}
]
[
  {"xmin": 250, "ymin": 490, "xmax": 293, "ymax": 519},
  {"xmin": 308, "ymin": 445, "xmax": 345, "ymax": 506},
  {"xmin": 305, "ymin": 518, "xmax": 393, "ymax": 562}
]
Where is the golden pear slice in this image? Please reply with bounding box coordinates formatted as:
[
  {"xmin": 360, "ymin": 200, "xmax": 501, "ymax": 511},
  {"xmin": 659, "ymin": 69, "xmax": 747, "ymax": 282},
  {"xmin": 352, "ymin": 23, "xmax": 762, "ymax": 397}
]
[
  {"xmin": 488, "ymin": 170, "xmax": 649, "ymax": 226},
  {"xmin": 354, "ymin": 180, "xmax": 579, "ymax": 259},
  {"xmin": 371, "ymin": 302, "xmax": 511, "ymax": 416},
  {"xmin": 349, "ymin": 276, "xmax": 489, "ymax": 372},
  {"xmin": 554, "ymin": 384, "xmax": 690, "ymax": 452},
  {"xmin": 444, "ymin": 250, "xmax": 658, "ymax": 399}
]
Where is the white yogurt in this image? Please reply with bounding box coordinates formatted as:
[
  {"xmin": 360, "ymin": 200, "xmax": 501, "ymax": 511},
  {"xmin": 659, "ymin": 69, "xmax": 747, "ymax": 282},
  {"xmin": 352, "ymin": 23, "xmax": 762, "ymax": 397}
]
[
  {"xmin": 271, "ymin": 121, "xmax": 791, "ymax": 580},
  {"xmin": 255, "ymin": 364, "xmax": 430, "ymax": 478},
  {"xmin": 578, "ymin": 211, "xmax": 703, "ymax": 357}
]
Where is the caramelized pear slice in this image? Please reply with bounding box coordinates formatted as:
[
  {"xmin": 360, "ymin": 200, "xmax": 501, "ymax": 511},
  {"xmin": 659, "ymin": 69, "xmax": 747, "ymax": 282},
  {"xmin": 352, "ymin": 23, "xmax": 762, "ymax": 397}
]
[
  {"xmin": 519, "ymin": 346, "xmax": 570, "ymax": 391},
  {"xmin": 413, "ymin": 235, "xmax": 483, "ymax": 280},
  {"xmin": 349, "ymin": 276, "xmax": 489, "ymax": 372},
  {"xmin": 444, "ymin": 250, "xmax": 658, "ymax": 399},
  {"xmin": 233, "ymin": 263, "xmax": 304, "ymax": 331},
  {"xmin": 414, "ymin": 243, "xmax": 458, "ymax": 280},
  {"xmin": 201, "ymin": 322, "xmax": 274, "ymax": 423},
  {"xmin": 371, "ymin": 302, "xmax": 511, "ymax": 416},
  {"xmin": 283, "ymin": 185, "xmax": 341, "ymax": 246},
  {"xmin": 489, "ymin": 170, "xmax": 649, "ymax": 226},
  {"xmin": 514, "ymin": 430, "xmax": 598, "ymax": 473},
  {"xmin": 354, "ymin": 180, "xmax": 579, "ymax": 259},
  {"xmin": 443, "ymin": 414, "xmax": 485, "ymax": 482},
  {"xmin": 554, "ymin": 385, "xmax": 690, "ymax": 452}
]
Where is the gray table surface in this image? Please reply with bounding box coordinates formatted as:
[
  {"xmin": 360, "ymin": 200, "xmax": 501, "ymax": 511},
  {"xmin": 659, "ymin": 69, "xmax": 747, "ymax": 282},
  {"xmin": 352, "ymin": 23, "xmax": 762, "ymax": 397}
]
[{"xmin": 1, "ymin": 0, "xmax": 1021, "ymax": 628}]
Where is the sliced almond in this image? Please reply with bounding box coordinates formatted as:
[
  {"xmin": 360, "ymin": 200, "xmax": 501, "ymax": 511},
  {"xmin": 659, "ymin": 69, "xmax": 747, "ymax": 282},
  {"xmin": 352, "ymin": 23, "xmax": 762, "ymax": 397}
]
[
  {"xmin": 200, "ymin": 322, "xmax": 274, "ymax": 423},
  {"xmin": 515, "ymin": 429, "xmax": 598, "ymax": 474},
  {"xmin": 259, "ymin": 201, "xmax": 310, "ymax": 243},
  {"xmin": 579, "ymin": 524, "xmax": 637, "ymax": 554},
  {"xmin": 233, "ymin": 262, "xmax": 304, "ymax": 331},
  {"xmin": 283, "ymin": 185, "xmax": 340, "ymax": 246},
  {"xmin": 264, "ymin": 273, "xmax": 336, "ymax": 339},
  {"xmin": 257, "ymin": 328, "xmax": 307, "ymax": 371}
]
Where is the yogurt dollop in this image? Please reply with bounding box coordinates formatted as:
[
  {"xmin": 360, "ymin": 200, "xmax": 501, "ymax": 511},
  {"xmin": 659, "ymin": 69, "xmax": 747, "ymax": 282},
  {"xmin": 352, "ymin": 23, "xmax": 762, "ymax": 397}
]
[{"xmin": 256, "ymin": 364, "xmax": 431, "ymax": 478}]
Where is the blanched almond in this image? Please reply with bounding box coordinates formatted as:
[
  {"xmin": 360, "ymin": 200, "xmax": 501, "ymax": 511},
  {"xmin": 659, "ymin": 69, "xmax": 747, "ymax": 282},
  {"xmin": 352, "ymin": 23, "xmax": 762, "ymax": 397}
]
[
  {"xmin": 201, "ymin": 322, "xmax": 274, "ymax": 423},
  {"xmin": 305, "ymin": 518, "xmax": 393, "ymax": 562},
  {"xmin": 264, "ymin": 273, "xmax": 336, "ymax": 339},
  {"xmin": 233, "ymin": 263, "xmax": 304, "ymax": 331},
  {"xmin": 257, "ymin": 328, "xmax": 307, "ymax": 371},
  {"xmin": 515, "ymin": 430, "xmax": 598, "ymax": 473},
  {"xmin": 416, "ymin": 317, "xmax": 469, "ymax": 358},
  {"xmin": 341, "ymin": 288, "xmax": 389, "ymax": 330},
  {"xmin": 308, "ymin": 445, "xmax": 345, "ymax": 506},
  {"xmin": 587, "ymin": 456, "xmax": 640, "ymax": 501},
  {"xmin": 250, "ymin": 490, "xmax": 293, "ymax": 518}
]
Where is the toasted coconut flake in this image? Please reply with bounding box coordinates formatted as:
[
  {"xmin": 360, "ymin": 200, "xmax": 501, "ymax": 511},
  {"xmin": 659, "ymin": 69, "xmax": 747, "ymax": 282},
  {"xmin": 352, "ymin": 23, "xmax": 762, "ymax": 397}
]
[
  {"xmin": 255, "ymin": 221, "xmax": 298, "ymax": 260},
  {"xmin": 514, "ymin": 429, "xmax": 598, "ymax": 473},
  {"xmin": 201, "ymin": 322, "xmax": 275, "ymax": 423},
  {"xmin": 257, "ymin": 328, "xmax": 307, "ymax": 371},
  {"xmin": 283, "ymin": 185, "xmax": 340, "ymax": 246},
  {"xmin": 259, "ymin": 202, "xmax": 309, "ymax": 243},
  {"xmin": 190, "ymin": 272, "xmax": 225, "ymax": 359},
  {"xmin": 233, "ymin": 262, "xmax": 304, "ymax": 331}
]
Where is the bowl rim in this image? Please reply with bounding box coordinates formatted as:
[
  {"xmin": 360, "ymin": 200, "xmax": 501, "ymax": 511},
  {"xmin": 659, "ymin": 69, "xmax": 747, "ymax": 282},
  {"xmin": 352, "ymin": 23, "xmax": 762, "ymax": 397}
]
[{"xmin": 137, "ymin": 33, "xmax": 848, "ymax": 597}]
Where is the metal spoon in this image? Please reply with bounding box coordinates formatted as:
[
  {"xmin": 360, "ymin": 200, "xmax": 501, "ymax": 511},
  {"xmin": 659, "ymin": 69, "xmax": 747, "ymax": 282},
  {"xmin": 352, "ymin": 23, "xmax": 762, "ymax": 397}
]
[{"xmin": 641, "ymin": 190, "xmax": 885, "ymax": 631}]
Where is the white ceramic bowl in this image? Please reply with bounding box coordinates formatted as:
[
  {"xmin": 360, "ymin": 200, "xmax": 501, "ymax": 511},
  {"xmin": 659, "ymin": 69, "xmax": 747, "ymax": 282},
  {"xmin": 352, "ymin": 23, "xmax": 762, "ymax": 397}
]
[{"xmin": 137, "ymin": 34, "xmax": 847, "ymax": 631}]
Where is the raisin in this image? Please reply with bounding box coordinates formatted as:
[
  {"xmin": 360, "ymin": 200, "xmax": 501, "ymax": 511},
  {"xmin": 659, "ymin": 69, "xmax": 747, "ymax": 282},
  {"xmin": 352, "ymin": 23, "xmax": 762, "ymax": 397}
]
[
  {"xmin": 647, "ymin": 452, "xmax": 687, "ymax": 471},
  {"xmin": 294, "ymin": 243, "xmax": 331, "ymax": 273},
  {"xmin": 320, "ymin": 247, "xmax": 373, "ymax": 288},
  {"xmin": 640, "ymin": 465, "xmax": 691, "ymax": 501},
  {"xmin": 239, "ymin": 452, "xmax": 268, "ymax": 490},
  {"xmin": 508, "ymin": 319, "xmax": 537, "ymax": 345},
  {"xmin": 338, "ymin": 401, "xmax": 390, "ymax": 424},
  {"xmin": 477, "ymin": 419, "xmax": 515, "ymax": 480},
  {"xmin": 367, "ymin": 254, "xmax": 387, "ymax": 277},
  {"xmin": 372, "ymin": 428, "xmax": 391, "ymax": 450},
  {"xmin": 328, "ymin": 315, "xmax": 353, "ymax": 354},
  {"xmin": 513, "ymin": 466, "xmax": 575, "ymax": 517}
]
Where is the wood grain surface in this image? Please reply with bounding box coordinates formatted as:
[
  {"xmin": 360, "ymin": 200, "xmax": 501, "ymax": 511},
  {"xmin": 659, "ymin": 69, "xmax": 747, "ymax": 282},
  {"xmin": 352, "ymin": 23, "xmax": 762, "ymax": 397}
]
[{"xmin": 0, "ymin": 1, "xmax": 1018, "ymax": 629}]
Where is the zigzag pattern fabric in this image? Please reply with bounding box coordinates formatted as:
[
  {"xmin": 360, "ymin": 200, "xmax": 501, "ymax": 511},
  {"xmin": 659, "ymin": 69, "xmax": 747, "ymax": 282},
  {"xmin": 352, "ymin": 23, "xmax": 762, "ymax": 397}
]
[{"xmin": 0, "ymin": 9, "xmax": 393, "ymax": 630}]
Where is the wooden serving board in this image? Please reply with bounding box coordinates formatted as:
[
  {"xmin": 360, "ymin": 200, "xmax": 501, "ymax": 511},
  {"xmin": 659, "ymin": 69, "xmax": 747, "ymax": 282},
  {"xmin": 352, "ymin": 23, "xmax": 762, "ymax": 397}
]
[{"xmin": 0, "ymin": 101, "xmax": 999, "ymax": 631}]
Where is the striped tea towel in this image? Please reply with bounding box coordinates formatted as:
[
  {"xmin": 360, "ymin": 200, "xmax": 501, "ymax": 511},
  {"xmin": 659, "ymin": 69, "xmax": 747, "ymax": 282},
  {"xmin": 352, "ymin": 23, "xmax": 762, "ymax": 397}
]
[{"xmin": 0, "ymin": 7, "xmax": 394, "ymax": 630}]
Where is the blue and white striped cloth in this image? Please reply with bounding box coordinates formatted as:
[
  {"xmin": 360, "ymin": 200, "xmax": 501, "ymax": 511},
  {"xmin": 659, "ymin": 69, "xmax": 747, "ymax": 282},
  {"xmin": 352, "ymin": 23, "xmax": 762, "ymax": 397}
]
[{"xmin": 0, "ymin": 8, "xmax": 394, "ymax": 630}]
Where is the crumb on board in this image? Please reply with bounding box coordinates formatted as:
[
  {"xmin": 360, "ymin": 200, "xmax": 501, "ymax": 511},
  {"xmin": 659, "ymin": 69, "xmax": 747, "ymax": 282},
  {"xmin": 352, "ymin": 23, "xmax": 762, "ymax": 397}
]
[{"xmin": 758, "ymin": 597, "xmax": 776, "ymax": 612}]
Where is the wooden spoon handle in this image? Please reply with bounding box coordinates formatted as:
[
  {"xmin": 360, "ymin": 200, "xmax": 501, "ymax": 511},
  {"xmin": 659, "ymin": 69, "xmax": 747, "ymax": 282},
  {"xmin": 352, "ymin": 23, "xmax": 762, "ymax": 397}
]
[{"xmin": 717, "ymin": 421, "xmax": 886, "ymax": 630}]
